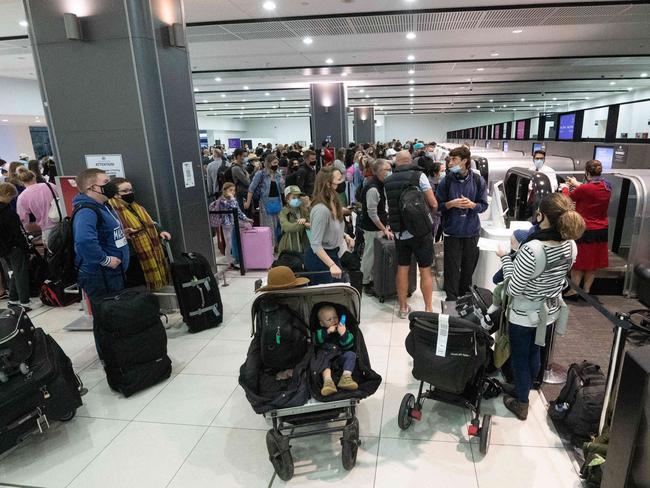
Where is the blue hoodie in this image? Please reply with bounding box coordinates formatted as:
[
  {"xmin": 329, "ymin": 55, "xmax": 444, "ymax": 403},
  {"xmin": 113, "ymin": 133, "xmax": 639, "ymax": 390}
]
[
  {"xmin": 72, "ymin": 193, "xmax": 130, "ymax": 277},
  {"xmin": 436, "ymin": 171, "xmax": 488, "ymax": 237}
]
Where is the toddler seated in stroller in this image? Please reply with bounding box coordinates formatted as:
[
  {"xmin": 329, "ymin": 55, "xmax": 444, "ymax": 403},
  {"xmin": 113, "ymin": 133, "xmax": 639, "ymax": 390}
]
[{"xmin": 315, "ymin": 305, "xmax": 359, "ymax": 396}]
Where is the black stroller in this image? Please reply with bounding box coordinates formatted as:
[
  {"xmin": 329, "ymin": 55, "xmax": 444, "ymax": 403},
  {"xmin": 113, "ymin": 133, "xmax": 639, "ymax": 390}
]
[{"xmin": 398, "ymin": 311, "xmax": 495, "ymax": 455}]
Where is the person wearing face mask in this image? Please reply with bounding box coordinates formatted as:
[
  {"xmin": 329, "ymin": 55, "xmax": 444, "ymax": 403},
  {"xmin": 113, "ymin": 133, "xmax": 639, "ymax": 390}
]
[
  {"xmin": 291, "ymin": 149, "xmax": 317, "ymax": 197},
  {"xmin": 435, "ymin": 146, "xmax": 488, "ymax": 302},
  {"xmin": 245, "ymin": 155, "xmax": 285, "ymax": 247},
  {"xmin": 109, "ymin": 178, "xmax": 171, "ymax": 290},
  {"xmin": 72, "ymin": 168, "xmax": 130, "ymax": 358},
  {"xmin": 278, "ymin": 185, "xmax": 310, "ymax": 254},
  {"xmin": 529, "ymin": 150, "xmax": 558, "ymax": 192}
]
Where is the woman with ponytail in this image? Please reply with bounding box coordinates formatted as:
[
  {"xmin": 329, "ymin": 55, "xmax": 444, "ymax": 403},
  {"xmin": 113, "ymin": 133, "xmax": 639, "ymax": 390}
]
[{"xmin": 496, "ymin": 193, "xmax": 585, "ymax": 421}]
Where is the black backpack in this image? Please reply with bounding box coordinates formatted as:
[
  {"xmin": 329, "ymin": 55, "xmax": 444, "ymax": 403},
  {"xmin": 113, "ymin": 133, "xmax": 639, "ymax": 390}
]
[
  {"xmin": 257, "ymin": 300, "xmax": 309, "ymax": 371},
  {"xmin": 549, "ymin": 361, "xmax": 606, "ymax": 443},
  {"xmin": 399, "ymin": 171, "xmax": 434, "ymax": 237},
  {"xmin": 217, "ymin": 163, "xmax": 232, "ymax": 188},
  {"xmin": 272, "ymin": 251, "xmax": 304, "ymax": 273},
  {"xmin": 46, "ymin": 204, "xmax": 103, "ymax": 286},
  {"xmin": 222, "ymin": 165, "xmax": 234, "ymax": 185}
]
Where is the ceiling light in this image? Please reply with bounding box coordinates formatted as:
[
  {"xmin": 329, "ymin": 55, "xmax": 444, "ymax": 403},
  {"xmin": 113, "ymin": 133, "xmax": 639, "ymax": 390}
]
[
  {"xmin": 240, "ymin": 106, "xmax": 244, "ymax": 109},
  {"xmin": 225, "ymin": 104, "xmax": 229, "ymax": 107},
  {"xmin": 341, "ymin": 72, "xmax": 348, "ymax": 77},
  {"xmin": 281, "ymin": 97, "xmax": 286, "ymax": 100},
  {"xmin": 409, "ymin": 79, "xmax": 414, "ymax": 84},
  {"xmin": 409, "ymin": 94, "xmax": 414, "ymax": 98},
  {"xmin": 407, "ymin": 54, "xmax": 415, "ymax": 61},
  {"xmin": 409, "ymin": 87, "xmax": 414, "ymax": 91},
  {"xmin": 408, "ymin": 69, "xmax": 415, "ymax": 75},
  {"xmin": 302, "ymin": 36, "xmax": 313, "ymax": 45},
  {"xmin": 521, "ymin": 98, "xmax": 525, "ymax": 102},
  {"xmin": 19, "ymin": 20, "xmax": 28, "ymax": 27},
  {"xmin": 467, "ymin": 110, "xmax": 471, "ymax": 113},
  {"xmin": 406, "ymin": 32, "xmax": 416, "ymax": 40},
  {"xmin": 220, "ymin": 94, "xmax": 226, "ymax": 98},
  {"xmin": 214, "ymin": 77, "xmax": 222, "ymax": 82},
  {"xmin": 365, "ymin": 94, "xmax": 369, "ymax": 98},
  {"xmin": 476, "ymin": 105, "xmax": 481, "ymax": 108},
  {"xmin": 242, "ymin": 99, "xmax": 246, "ymax": 101},
  {"xmin": 304, "ymin": 104, "xmax": 309, "ymax": 107},
  {"xmin": 1, "ymin": 119, "xmax": 8, "ymax": 122},
  {"xmin": 265, "ymin": 92, "xmax": 270, "ymax": 96},
  {"xmin": 210, "ymin": 108, "xmax": 215, "ymax": 110},
  {"xmin": 502, "ymin": 105, "xmax": 507, "ymax": 108},
  {"xmin": 193, "ymin": 88, "xmax": 199, "ymax": 92},
  {"xmin": 585, "ymin": 97, "xmax": 590, "ymax": 100},
  {"xmin": 359, "ymin": 89, "xmax": 364, "ymax": 93},
  {"xmin": 266, "ymin": 111, "xmax": 270, "ymax": 114},
  {"xmin": 476, "ymin": 68, "xmax": 484, "ymax": 71},
  {"xmin": 552, "ymin": 97, "xmax": 557, "ymax": 100},
  {"xmin": 489, "ymin": 99, "xmax": 493, "ymax": 102},
  {"xmin": 239, "ymin": 111, "xmax": 243, "ymax": 114},
  {"xmin": 454, "ymin": 92, "xmax": 458, "ymax": 95},
  {"xmin": 627, "ymin": 87, "xmax": 633, "ymax": 91},
  {"xmin": 490, "ymin": 109, "xmax": 495, "ymax": 112},
  {"xmin": 609, "ymin": 81, "xmax": 616, "ymax": 85},
  {"xmin": 529, "ymin": 104, "xmax": 533, "ymax": 107},
  {"xmin": 243, "ymin": 85, "xmax": 249, "ymax": 90},
  {"xmin": 640, "ymin": 72, "xmax": 648, "ymax": 78},
  {"xmin": 325, "ymin": 58, "xmax": 333, "ymax": 64},
  {"xmin": 273, "ymin": 105, "xmax": 278, "ymax": 109},
  {"xmin": 410, "ymin": 101, "xmax": 413, "ymax": 105},
  {"xmin": 202, "ymin": 99, "xmax": 207, "ymax": 103},
  {"xmin": 491, "ymin": 52, "xmax": 499, "ymax": 57},
  {"xmin": 262, "ymin": 1, "xmax": 276, "ymax": 11},
  {"xmin": 512, "ymin": 29, "xmax": 523, "ymax": 34}
]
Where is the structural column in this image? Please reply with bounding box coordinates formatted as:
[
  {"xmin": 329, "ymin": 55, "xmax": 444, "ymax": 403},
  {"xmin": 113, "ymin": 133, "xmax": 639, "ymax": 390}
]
[
  {"xmin": 309, "ymin": 83, "xmax": 347, "ymax": 148},
  {"xmin": 24, "ymin": 0, "xmax": 213, "ymax": 263},
  {"xmin": 353, "ymin": 107, "xmax": 375, "ymax": 144}
]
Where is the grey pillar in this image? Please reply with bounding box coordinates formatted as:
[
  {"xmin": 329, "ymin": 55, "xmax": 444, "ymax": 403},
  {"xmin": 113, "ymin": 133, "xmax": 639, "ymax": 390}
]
[
  {"xmin": 353, "ymin": 107, "xmax": 375, "ymax": 145},
  {"xmin": 309, "ymin": 83, "xmax": 347, "ymax": 148},
  {"xmin": 24, "ymin": 0, "xmax": 213, "ymax": 263}
]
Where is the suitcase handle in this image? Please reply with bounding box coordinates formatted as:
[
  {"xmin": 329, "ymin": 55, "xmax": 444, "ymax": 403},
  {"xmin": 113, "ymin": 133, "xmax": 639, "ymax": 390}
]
[{"xmin": 163, "ymin": 239, "xmax": 174, "ymax": 265}]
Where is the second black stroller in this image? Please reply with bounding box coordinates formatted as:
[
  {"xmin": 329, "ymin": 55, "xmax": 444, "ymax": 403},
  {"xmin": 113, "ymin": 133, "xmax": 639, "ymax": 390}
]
[{"xmin": 398, "ymin": 312, "xmax": 495, "ymax": 455}]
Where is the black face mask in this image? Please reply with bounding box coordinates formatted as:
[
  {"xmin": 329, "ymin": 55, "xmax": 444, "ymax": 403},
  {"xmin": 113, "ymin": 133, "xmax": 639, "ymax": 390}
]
[
  {"xmin": 271, "ymin": 165, "xmax": 279, "ymax": 171},
  {"xmin": 93, "ymin": 181, "xmax": 118, "ymax": 199},
  {"xmin": 309, "ymin": 160, "xmax": 316, "ymax": 166},
  {"xmin": 122, "ymin": 193, "xmax": 135, "ymax": 204},
  {"xmin": 336, "ymin": 181, "xmax": 346, "ymax": 194}
]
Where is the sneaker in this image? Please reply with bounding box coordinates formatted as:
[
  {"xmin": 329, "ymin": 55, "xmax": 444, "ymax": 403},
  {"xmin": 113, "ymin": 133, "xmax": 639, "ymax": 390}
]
[
  {"xmin": 337, "ymin": 374, "xmax": 358, "ymax": 391},
  {"xmin": 397, "ymin": 305, "xmax": 412, "ymax": 320},
  {"xmin": 321, "ymin": 378, "xmax": 337, "ymax": 396},
  {"xmin": 7, "ymin": 300, "xmax": 20, "ymax": 307},
  {"xmin": 503, "ymin": 395, "xmax": 529, "ymax": 421}
]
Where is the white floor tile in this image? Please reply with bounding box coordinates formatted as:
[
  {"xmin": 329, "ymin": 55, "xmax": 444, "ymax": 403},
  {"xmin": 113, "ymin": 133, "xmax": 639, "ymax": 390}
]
[
  {"xmin": 31, "ymin": 305, "xmax": 87, "ymax": 334},
  {"xmin": 136, "ymin": 374, "xmax": 238, "ymax": 426},
  {"xmin": 168, "ymin": 427, "xmax": 275, "ymax": 488},
  {"xmin": 473, "ymin": 445, "xmax": 581, "ymax": 488},
  {"xmin": 374, "ymin": 437, "xmax": 477, "ymax": 488},
  {"xmin": 357, "ymin": 383, "xmax": 385, "ymax": 438},
  {"xmin": 389, "ymin": 318, "xmax": 410, "ymax": 347},
  {"xmin": 385, "ymin": 345, "xmax": 418, "ymax": 386},
  {"xmin": 67, "ymin": 422, "xmax": 206, "ymax": 488},
  {"xmin": 380, "ymin": 383, "xmax": 470, "ymax": 443},
  {"xmin": 360, "ymin": 299, "xmax": 396, "ymax": 322},
  {"xmin": 49, "ymin": 331, "xmax": 95, "ymax": 358},
  {"xmin": 70, "ymin": 345, "xmax": 100, "ymax": 372},
  {"xmin": 366, "ymin": 345, "xmax": 389, "ymax": 381},
  {"xmin": 0, "ymin": 417, "xmax": 127, "ymax": 488},
  {"xmin": 77, "ymin": 377, "xmax": 171, "ymax": 421},
  {"xmin": 78, "ymin": 360, "xmax": 107, "ymax": 391},
  {"xmin": 211, "ymin": 313, "xmax": 254, "ymax": 342},
  {"xmin": 211, "ymin": 386, "xmax": 273, "ymax": 430},
  {"xmin": 361, "ymin": 320, "xmax": 392, "ymax": 347},
  {"xmin": 183, "ymin": 339, "xmax": 250, "ymax": 376},
  {"xmin": 166, "ymin": 336, "xmax": 211, "ymax": 373},
  {"xmin": 273, "ymin": 435, "xmax": 380, "ymax": 487}
]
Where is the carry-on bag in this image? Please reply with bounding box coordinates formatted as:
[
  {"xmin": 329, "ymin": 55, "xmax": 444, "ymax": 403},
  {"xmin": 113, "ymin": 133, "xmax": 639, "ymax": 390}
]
[
  {"xmin": 0, "ymin": 307, "xmax": 36, "ymax": 382},
  {"xmin": 165, "ymin": 241, "xmax": 223, "ymax": 333},
  {"xmin": 39, "ymin": 279, "xmax": 81, "ymax": 307},
  {"xmin": 242, "ymin": 227, "xmax": 274, "ymax": 270},
  {"xmin": 0, "ymin": 329, "xmax": 83, "ymax": 455},
  {"xmin": 372, "ymin": 236, "xmax": 416, "ymax": 302}
]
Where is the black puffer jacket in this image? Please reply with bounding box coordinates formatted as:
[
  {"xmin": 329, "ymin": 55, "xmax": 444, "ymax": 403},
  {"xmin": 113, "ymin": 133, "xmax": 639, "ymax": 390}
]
[{"xmin": 0, "ymin": 202, "xmax": 28, "ymax": 257}]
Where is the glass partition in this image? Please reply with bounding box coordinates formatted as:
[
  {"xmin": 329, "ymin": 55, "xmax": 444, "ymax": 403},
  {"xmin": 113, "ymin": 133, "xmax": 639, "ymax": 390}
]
[
  {"xmin": 582, "ymin": 106, "xmax": 609, "ymax": 139},
  {"xmin": 617, "ymin": 100, "xmax": 650, "ymax": 139},
  {"xmin": 529, "ymin": 117, "xmax": 539, "ymax": 139}
]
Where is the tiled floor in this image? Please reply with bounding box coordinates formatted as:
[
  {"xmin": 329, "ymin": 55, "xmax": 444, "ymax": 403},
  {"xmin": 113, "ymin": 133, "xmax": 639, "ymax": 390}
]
[{"xmin": 0, "ymin": 271, "xmax": 583, "ymax": 488}]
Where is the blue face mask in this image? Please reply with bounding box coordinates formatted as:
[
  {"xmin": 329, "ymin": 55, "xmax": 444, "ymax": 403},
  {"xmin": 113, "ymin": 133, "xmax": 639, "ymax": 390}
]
[
  {"xmin": 289, "ymin": 198, "xmax": 301, "ymax": 208},
  {"xmin": 450, "ymin": 165, "xmax": 462, "ymax": 174},
  {"xmin": 426, "ymin": 151, "xmax": 434, "ymax": 159},
  {"xmin": 384, "ymin": 170, "xmax": 393, "ymax": 178},
  {"xmin": 533, "ymin": 159, "xmax": 544, "ymax": 170}
]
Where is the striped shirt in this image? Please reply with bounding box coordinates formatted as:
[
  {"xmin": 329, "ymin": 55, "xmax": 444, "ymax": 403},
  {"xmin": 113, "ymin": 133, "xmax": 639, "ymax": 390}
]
[{"xmin": 500, "ymin": 239, "xmax": 576, "ymax": 327}]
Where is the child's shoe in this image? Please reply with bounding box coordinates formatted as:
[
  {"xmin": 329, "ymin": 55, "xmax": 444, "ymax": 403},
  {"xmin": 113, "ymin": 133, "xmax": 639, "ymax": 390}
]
[
  {"xmin": 321, "ymin": 378, "xmax": 337, "ymax": 396},
  {"xmin": 337, "ymin": 374, "xmax": 358, "ymax": 391}
]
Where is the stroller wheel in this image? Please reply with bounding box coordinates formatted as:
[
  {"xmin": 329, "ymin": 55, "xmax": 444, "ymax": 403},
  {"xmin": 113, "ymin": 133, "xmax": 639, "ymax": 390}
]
[
  {"xmin": 398, "ymin": 393, "xmax": 416, "ymax": 430},
  {"xmin": 479, "ymin": 414, "xmax": 492, "ymax": 455},
  {"xmin": 57, "ymin": 409, "xmax": 77, "ymax": 422},
  {"xmin": 341, "ymin": 417, "xmax": 359, "ymax": 470},
  {"xmin": 266, "ymin": 429, "xmax": 294, "ymax": 481}
]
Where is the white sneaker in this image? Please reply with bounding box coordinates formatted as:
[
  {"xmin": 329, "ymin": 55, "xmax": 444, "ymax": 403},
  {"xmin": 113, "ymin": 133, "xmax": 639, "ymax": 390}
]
[{"xmin": 25, "ymin": 299, "xmax": 43, "ymax": 311}]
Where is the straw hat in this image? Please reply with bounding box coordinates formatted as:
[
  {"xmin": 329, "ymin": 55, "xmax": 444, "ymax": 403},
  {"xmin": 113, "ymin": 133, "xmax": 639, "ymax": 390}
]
[{"xmin": 256, "ymin": 266, "xmax": 309, "ymax": 292}]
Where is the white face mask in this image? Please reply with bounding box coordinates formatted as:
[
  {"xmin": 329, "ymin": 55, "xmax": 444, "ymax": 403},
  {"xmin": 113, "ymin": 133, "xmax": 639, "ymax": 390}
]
[{"xmin": 533, "ymin": 159, "xmax": 545, "ymax": 170}]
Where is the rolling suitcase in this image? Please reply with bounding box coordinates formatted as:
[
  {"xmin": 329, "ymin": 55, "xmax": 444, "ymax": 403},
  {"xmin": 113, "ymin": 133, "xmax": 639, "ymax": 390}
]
[
  {"xmin": 94, "ymin": 290, "xmax": 172, "ymax": 397},
  {"xmin": 241, "ymin": 227, "xmax": 274, "ymax": 270},
  {"xmin": 0, "ymin": 329, "xmax": 83, "ymax": 455},
  {"xmin": 165, "ymin": 242, "xmax": 223, "ymax": 333},
  {"xmin": 372, "ymin": 236, "xmax": 417, "ymax": 303},
  {"xmin": 0, "ymin": 307, "xmax": 36, "ymax": 383}
]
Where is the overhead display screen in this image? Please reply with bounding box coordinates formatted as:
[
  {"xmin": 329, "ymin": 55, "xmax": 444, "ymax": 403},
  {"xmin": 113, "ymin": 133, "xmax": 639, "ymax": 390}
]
[{"xmin": 558, "ymin": 113, "xmax": 576, "ymax": 140}]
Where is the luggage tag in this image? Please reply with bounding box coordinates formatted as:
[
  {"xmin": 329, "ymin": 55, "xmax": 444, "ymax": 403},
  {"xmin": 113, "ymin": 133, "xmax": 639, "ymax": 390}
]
[
  {"xmin": 436, "ymin": 314, "xmax": 450, "ymax": 357},
  {"xmin": 276, "ymin": 325, "xmax": 281, "ymax": 345}
]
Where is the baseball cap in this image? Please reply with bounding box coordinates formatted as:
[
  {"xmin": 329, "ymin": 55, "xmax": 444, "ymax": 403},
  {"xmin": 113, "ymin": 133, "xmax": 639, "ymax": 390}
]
[
  {"xmin": 385, "ymin": 148, "xmax": 397, "ymax": 157},
  {"xmin": 413, "ymin": 143, "xmax": 424, "ymax": 150},
  {"xmin": 284, "ymin": 185, "xmax": 305, "ymax": 198},
  {"xmin": 18, "ymin": 153, "xmax": 29, "ymax": 160}
]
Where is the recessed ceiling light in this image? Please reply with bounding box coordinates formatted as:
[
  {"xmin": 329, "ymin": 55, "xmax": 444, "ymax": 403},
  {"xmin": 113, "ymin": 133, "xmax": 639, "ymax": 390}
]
[
  {"xmin": 243, "ymin": 85, "xmax": 249, "ymax": 90},
  {"xmin": 529, "ymin": 104, "xmax": 533, "ymax": 107},
  {"xmin": 552, "ymin": 97, "xmax": 557, "ymax": 100},
  {"xmin": 491, "ymin": 52, "xmax": 500, "ymax": 57},
  {"xmin": 220, "ymin": 94, "xmax": 226, "ymax": 98},
  {"xmin": 609, "ymin": 81, "xmax": 616, "ymax": 85},
  {"xmin": 359, "ymin": 89, "xmax": 364, "ymax": 93},
  {"xmin": 273, "ymin": 105, "xmax": 278, "ymax": 109},
  {"xmin": 265, "ymin": 92, "xmax": 270, "ymax": 96},
  {"xmin": 409, "ymin": 87, "xmax": 414, "ymax": 91},
  {"xmin": 627, "ymin": 87, "xmax": 633, "ymax": 91},
  {"xmin": 585, "ymin": 97, "xmax": 590, "ymax": 100},
  {"xmin": 210, "ymin": 108, "xmax": 215, "ymax": 110},
  {"xmin": 304, "ymin": 104, "xmax": 309, "ymax": 107},
  {"xmin": 476, "ymin": 105, "xmax": 481, "ymax": 108},
  {"xmin": 242, "ymin": 99, "xmax": 246, "ymax": 102},
  {"xmin": 266, "ymin": 111, "xmax": 270, "ymax": 114},
  {"xmin": 19, "ymin": 20, "xmax": 28, "ymax": 27},
  {"xmin": 263, "ymin": 1, "xmax": 276, "ymax": 11},
  {"xmin": 202, "ymin": 99, "xmax": 207, "ymax": 103},
  {"xmin": 454, "ymin": 92, "xmax": 459, "ymax": 95},
  {"xmin": 325, "ymin": 58, "xmax": 333, "ymax": 64},
  {"xmin": 302, "ymin": 36, "xmax": 313, "ymax": 45},
  {"xmin": 193, "ymin": 88, "xmax": 199, "ymax": 92},
  {"xmin": 225, "ymin": 104, "xmax": 229, "ymax": 107},
  {"xmin": 240, "ymin": 106, "xmax": 244, "ymax": 109},
  {"xmin": 239, "ymin": 111, "xmax": 243, "ymax": 114},
  {"xmin": 641, "ymin": 73, "xmax": 648, "ymax": 78},
  {"xmin": 521, "ymin": 98, "xmax": 525, "ymax": 102},
  {"xmin": 502, "ymin": 105, "xmax": 507, "ymax": 108},
  {"xmin": 512, "ymin": 29, "xmax": 523, "ymax": 34},
  {"xmin": 408, "ymin": 69, "xmax": 415, "ymax": 75},
  {"xmin": 1, "ymin": 119, "xmax": 8, "ymax": 122},
  {"xmin": 409, "ymin": 94, "xmax": 414, "ymax": 98},
  {"xmin": 489, "ymin": 99, "xmax": 493, "ymax": 102},
  {"xmin": 406, "ymin": 32, "xmax": 416, "ymax": 40},
  {"xmin": 410, "ymin": 101, "xmax": 413, "ymax": 105},
  {"xmin": 365, "ymin": 94, "xmax": 369, "ymax": 98},
  {"xmin": 409, "ymin": 79, "xmax": 414, "ymax": 84},
  {"xmin": 476, "ymin": 68, "xmax": 484, "ymax": 71},
  {"xmin": 341, "ymin": 72, "xmax": 348, "ymax": 77},
  {"xmin": 281, "ymin": 97, "xmax": 286, "ymax": 100},
  {"xmin": 407, "ymin": 54, "xmax": 415, "ymax": 61},
  {"xmin": 467, "ymin": 110, "xmax": 471, "ymax": 112},
  {"xmin": 214, "ymin": 77, "xmax": 222, "ymax": 82}
]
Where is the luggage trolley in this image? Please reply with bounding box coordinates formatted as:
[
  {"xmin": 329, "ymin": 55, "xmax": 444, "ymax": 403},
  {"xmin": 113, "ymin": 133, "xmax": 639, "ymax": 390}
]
[{"xmin": 247, "ymin": 281, "xmax": 374, "ymax": 481}]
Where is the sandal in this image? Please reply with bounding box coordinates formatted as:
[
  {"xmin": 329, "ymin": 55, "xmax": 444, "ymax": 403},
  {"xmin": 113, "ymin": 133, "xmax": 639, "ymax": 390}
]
[{"xmin": 397, "ymin": 306, "xmax": 412, "ymax": 320}]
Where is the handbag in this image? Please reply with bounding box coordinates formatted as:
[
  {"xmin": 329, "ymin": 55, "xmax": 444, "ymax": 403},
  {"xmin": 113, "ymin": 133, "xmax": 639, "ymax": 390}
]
[
  {"xmin": 492, "ymin": 278, "xmax": 511, "ymax": 368},
  {"xmin": 46, "ymin": 183, "xmax": 63, "ymax": 222},
  {"xmin": 264, "ymin": 197, "xmax": 282, "ymax": 215}
]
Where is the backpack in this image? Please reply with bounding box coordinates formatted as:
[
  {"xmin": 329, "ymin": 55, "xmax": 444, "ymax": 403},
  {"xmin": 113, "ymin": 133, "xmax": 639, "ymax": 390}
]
[
  {"xmin": 46, "ymin": 204, "xmax": 103, "ymax": 286},
  {"xmin": 220, "ymin": 165, "xmax": 234, "ymax": 186},
  {"xmin": 398, "ymin": 171, "xmax": 434, "ymax": 237},
  {"xmin": 272, "ymin": 251, "xmax": 304, "ymax": 273},
  {"xmin": 257, "ymin": 300, "xmax": 310, "ymax": 370},
  {"xmin": 549, "ymin": 361, "xmax": 606, "ymax": 444}
]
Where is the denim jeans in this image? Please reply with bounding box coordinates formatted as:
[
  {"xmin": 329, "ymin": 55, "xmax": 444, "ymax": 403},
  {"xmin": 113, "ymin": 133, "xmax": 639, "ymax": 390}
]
[
  {"xmin": 339, "ymin": 350, "xmax": 357, "ymax": 372},
  {"xmin": 304, "ymin": 246, "xmax": 341, "ymax": 285},
  {"xmin": 509, "ymin": 323, "xmax": 542, "ymax": 404}
]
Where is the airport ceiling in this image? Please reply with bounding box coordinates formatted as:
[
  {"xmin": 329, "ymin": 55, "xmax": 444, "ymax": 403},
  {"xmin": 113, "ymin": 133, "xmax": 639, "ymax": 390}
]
[{"xmin": 1, "ymin": 0, "xmax": 649, "ymax": 119}]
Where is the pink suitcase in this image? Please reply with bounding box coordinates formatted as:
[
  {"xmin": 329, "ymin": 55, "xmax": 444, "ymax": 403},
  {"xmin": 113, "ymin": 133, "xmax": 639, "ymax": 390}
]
[{"xmin": 242, "ymin": 227, "xmax": 274, "ymax": 270}]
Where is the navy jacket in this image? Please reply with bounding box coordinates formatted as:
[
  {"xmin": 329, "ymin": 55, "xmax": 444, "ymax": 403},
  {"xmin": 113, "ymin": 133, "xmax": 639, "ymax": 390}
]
[{"xmin": 436, "ymin": 171, "xmax": 488, "ymax": 237}]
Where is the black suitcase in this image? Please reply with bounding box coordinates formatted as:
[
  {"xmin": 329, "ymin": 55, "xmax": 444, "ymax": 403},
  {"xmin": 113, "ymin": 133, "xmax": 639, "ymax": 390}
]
[
  {"xmin": 27, "ymin": 245, "xmax": 49, "ymax": 298},
  {"xmin": 94, "ymin": 290, "xmax": 172, "ymax": 397},
  {"xmin": 165, "ymin": 242, "xmax": 223, "ymax": 333},
  {"xmin": 372, "ymin": 236, "xmax": 417, "ymax": 303},
  {"xmin": 0, "ymin": 307, "xmax": 36, "ymax": 382},
  {"xmin": 0, "ymin": 329, "xmax": 83, "ymax": 455}
]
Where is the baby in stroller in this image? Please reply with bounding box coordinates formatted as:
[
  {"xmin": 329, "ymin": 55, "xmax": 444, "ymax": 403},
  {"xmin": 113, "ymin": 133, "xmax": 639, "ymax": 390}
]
[{"xmin": 315, "ymin": 305, "xmax": 359, "ymax": 396}]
